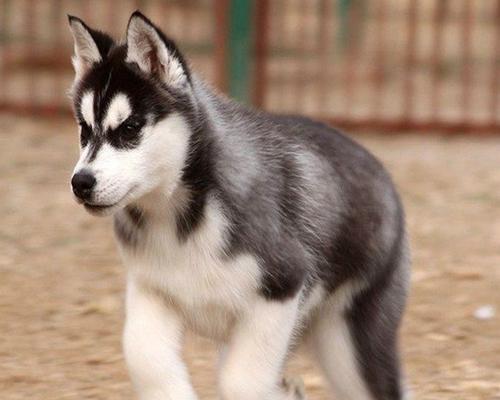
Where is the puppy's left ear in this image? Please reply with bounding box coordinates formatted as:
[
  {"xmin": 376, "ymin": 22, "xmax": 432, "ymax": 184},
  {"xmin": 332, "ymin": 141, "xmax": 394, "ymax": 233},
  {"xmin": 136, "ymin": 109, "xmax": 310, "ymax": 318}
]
[{"xmin": 126, "ymin": 11, "xmax": 191, "ymax": 88}]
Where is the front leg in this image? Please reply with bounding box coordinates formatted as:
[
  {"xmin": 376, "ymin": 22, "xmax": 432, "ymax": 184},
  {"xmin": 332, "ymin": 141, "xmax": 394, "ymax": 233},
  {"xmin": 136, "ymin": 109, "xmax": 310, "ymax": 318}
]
[
  {"xmin": 123, "ymin": 279, "xmax": 198, "ymax": 400},
  {"xmin": 218, "ymin": 294, "xmax": 305, "ymax": 400}
]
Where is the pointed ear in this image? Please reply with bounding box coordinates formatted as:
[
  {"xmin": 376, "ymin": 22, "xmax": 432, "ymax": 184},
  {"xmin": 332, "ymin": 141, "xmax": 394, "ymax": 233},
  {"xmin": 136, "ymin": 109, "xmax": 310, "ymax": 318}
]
[
  {"xmin": 68, "ymin": 16, "xmax": 114, "ymax": 80},
  {"xmin": 126, "ymin": 11, "xmax": 190, "ymax": 88}
]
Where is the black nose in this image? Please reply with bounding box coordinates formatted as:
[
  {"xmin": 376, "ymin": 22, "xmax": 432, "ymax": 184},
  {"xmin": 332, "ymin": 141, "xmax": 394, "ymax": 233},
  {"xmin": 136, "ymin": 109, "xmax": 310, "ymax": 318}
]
[{"xmin": 71, "ymin": 170, "xmax": 96, "ymax": 200}]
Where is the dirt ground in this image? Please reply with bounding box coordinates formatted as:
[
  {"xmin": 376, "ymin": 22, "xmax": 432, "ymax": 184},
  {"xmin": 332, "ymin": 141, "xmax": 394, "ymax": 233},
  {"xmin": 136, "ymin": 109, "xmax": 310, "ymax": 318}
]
[{"xmin": 0, "ymin": 113, "xmax": 499, "ymax": 400}]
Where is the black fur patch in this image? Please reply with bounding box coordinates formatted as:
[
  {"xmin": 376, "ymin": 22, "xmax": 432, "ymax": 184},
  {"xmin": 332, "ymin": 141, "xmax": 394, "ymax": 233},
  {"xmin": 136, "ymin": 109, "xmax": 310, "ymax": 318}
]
[
  {"xmin": 87, "ymin": 134, "xmax": 104, "ymax": 162},
  {"xmin": 107, "ymin": 115, "xmax": 146, "ymax": 150},
  {"xmin": 127, "ymin": 206, "xmax": 145, "ymax": 228},
  {"xmin": 175, "ymin": 111, "xmax": 216, "ymax": 242},
  {"xmin": 79, "ymin": 121, "xmax": 92, "ymax": 148},
  {"xmin": 113, "ymin": 206, "xmax": 146, "ymax": 248}
]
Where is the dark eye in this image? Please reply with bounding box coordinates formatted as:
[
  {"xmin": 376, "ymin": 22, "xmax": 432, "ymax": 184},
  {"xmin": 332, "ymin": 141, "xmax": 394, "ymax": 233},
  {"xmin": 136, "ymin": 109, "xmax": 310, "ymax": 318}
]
[
  {"xmin": 122, "ymin": 121, "xmax": 139, "ymax": 137},
  {"xmin": 109, "ymin": 117, "xmax": 144, "ymax": 149},
  {"xmin": 79, "ymin": 121, "xmax": 92, "ymax": 147}
]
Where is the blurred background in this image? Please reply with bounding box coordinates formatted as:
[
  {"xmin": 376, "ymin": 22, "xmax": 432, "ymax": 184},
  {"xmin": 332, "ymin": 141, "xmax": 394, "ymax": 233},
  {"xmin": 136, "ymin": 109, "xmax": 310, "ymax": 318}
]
[
  {"xmin": 2, "ymin": 0, "xmax": 500, "ymax": 130},
  {"xmin": 1, "ymin": 1, "xmax": 499, "ymax": 399}
]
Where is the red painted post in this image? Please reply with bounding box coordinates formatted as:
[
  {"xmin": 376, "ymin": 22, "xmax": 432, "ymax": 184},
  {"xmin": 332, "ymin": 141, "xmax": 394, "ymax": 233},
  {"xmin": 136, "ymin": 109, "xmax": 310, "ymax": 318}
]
[
  {"xmin": 461, "ymin": 0, "xmax": 473, "ymax": 122},
  {"xmin": 373, "ymin": 0, "xmax": 386, "ymax": 119},
  {"xmin": 0, "ymin": 0, "xmax": 5, "ymax": 107},
  {"xmin": 253, "ymin": 0, "xmax": 270, "ymax": 108},
  {"xmin": 430, "ymin": 0, "xmax": 446, "ymax": 121},
  {"xmin": 275, "ymin": 0, "xmax": 288, "ymax": 111},
  {"xmin": 489, "ymin": 0, "xmax": 500, "ymax": 123},
  {"xmin": 26, "ymin": 0, "xmax": 36, "ymax": 111},
  {"xmin": 293, "ymin": 0, "xmax": 309, "ymax": 111},
  {"xmin": 343, "ymin": 0, "xmax": 361, "ymax": 117},
  {"xmin": 54, "ymin": 0, "xmax": 65, "ymax": 114},
  {"xmin": 403, "ymin": 0, "xmax": 417, "ymax": 120},
  {"xmin": 317, "ymin": 0, "xmax": 332, "ymax": 116}
]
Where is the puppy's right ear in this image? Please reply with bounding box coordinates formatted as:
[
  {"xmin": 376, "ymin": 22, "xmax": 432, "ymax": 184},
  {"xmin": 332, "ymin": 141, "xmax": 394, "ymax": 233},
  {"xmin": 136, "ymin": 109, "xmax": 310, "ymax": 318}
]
[
  {"xmin": 126, "ymin": 11, "xmax": 190, "ymax": 88},
  {"xmin": 68, "ymin": 16, "xmax": 114, "ymax": 80}
]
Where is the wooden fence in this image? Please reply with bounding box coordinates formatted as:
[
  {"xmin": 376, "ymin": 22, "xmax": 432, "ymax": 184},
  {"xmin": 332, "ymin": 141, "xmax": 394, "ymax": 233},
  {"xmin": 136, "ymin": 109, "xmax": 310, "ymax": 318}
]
[{"xmin": 1, "ymin": 0, "xmax": 499, "ymax": 133}]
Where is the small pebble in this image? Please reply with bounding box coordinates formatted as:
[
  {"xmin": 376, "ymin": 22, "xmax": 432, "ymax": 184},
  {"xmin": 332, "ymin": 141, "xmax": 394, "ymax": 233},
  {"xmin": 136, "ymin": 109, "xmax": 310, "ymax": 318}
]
[{"xmin": 473, "ymin": 305, "xmax": 495, "ymax": 320}]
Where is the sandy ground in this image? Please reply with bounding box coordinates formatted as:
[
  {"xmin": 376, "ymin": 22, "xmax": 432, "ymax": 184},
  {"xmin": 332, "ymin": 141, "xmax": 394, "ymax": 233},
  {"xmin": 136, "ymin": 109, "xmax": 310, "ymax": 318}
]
[{"xmin": 1, "ymin": 113, "xmax": 499, "ymax": 400}]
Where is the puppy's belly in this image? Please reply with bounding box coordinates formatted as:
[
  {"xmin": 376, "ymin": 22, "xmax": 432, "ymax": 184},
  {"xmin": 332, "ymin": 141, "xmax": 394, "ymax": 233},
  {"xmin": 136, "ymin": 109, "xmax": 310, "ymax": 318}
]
[{"xmin": 171, "ymin": 299, "xmax": 238, "ymax": 341}]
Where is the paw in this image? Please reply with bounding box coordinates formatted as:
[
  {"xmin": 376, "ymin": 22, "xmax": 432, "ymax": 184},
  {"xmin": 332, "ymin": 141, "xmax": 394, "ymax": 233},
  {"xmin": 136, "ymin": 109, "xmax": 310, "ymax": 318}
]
[{"xmin": 281, "ymin": 376, "xmax": 307, "ymax": 400}]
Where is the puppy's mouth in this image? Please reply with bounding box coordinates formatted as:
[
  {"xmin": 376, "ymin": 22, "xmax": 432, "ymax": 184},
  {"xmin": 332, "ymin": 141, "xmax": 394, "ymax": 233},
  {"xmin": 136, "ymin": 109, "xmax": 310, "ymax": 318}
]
[
  {"xmin": 81, "ymin": 186, "xmax": 137, "ymax": 216},
  {"xmin": 83, "ymin": 202, "xmax": 117, "ymax": 216},
  {"xmin": 84, "ymin": 202, "xmax": 114, "ymax": 211}
]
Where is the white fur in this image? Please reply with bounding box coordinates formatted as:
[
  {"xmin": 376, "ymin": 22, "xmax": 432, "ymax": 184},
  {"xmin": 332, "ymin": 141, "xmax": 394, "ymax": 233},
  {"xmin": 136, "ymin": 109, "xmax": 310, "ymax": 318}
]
[
  {"xmin": 126, "ymin": 15, "xmax": 187, "ymax": 87},
  {"xmin": 80, "ymin": 91, "xmax": 95, "ymax": 128},
  {"xmin": 103, "ymin": 93, "xmax": 132, "ymax": 131},
  {"xmin": 69, "ymin": 19, "xmax": 102, "ymax": 81},
  {"xmin": 299, "ymin": 285, "xmax": 326, "ymax": 321},
  {"xmin": 123, "ymin": 196, "xmax": 261, "ymax": 340},
  {"xmin": 218, "ymin": 295, "xmax": 300, "ymax": 400},
  {"xmin": 73, "ymin": 112, "xmax": 190, "ymax": 213},
  {"xmin": 124, "ymin": 280, "xmax": 198, "ymax": 400},
  {"xmin": 311, "ymin": 282, "xmax": 373, "ymax": 400}
]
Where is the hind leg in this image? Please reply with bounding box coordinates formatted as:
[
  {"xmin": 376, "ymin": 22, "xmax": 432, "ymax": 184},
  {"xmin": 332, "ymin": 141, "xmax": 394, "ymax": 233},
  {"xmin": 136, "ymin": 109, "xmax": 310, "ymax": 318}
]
[
  {"xmin": 310, "ymin": 277, "xmax": 407, "ymax": 400},
  {"xmin": 310, "ymin": 283, "xmax": 374, "ymax": 400}
]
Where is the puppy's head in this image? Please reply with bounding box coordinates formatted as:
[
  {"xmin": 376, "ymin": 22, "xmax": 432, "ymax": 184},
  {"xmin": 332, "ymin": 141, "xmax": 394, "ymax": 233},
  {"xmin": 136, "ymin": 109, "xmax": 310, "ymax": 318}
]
[{"xmin": 68, "ymin": 12, "xmax": 195, "ymax": 216}]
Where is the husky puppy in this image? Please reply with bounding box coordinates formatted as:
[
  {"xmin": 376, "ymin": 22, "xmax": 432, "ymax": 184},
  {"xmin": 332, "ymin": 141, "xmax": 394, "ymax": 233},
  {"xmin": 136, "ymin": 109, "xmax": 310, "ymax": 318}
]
[{"xmin": 68, "ymin": 11, "xmax": 409, "ymax": 400}]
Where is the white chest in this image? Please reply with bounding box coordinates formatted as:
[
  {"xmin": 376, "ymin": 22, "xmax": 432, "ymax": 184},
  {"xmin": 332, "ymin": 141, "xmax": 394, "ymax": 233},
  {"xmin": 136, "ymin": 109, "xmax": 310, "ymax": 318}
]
[{"xmin": 119, "ymin": 201, "xmax": 261, "ymax": 339}]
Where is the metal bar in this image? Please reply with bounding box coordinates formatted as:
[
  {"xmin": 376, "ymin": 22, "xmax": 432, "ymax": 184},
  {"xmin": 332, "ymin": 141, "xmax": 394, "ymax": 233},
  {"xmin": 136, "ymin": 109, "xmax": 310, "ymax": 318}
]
[
  {"xmin": 403, "ymin": 0, "xmax": 417, "ymax": 120},
  {"xmin": 430, "ymin": 0, "xmax": 446, "ymax": 120},
  {"xmin": 54, "ymin": 0, "xmax": 65, "ymax": 112},
  {"xmin": 317, "ymin": 0, "xmax": 332, "ymax": 116},
  {"xmin": 274, "ymin": 0, "xmax": 288, "ymax": 112},
  {"xmin": 214, "ymin": 0, "xmax": 230, "ymax": 93},
  {"xmin": 0, "ymin": 0, "xmax": 8, "ymax": 105},
  {"xmin": 489, "ymin": 0, "xmax": 500, "ymax": 122},
  {"xmin": 293, "ymin": 0, "xmax": 309, "ymax": 111},
  {"xmin": 228, "ymin": 0, "xmax": 254, "ymax": 103},
  {"xmin": 26, "ymin": 0, "xmax": 36, "ymax": 109},
  {"xmin": 343, "ymin": 0, "xmax": 361, "ymax": 116},
  {"xmin": 253, "ymin": 0, "xmax": 270, "ymax": 107},
  {"xmin": 372, "ymin": 0, "xmax": 386, "ymax": 118},
  {"xmin": 461, "ymin": 0, "xmax": 473, "ymax": 121}
]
